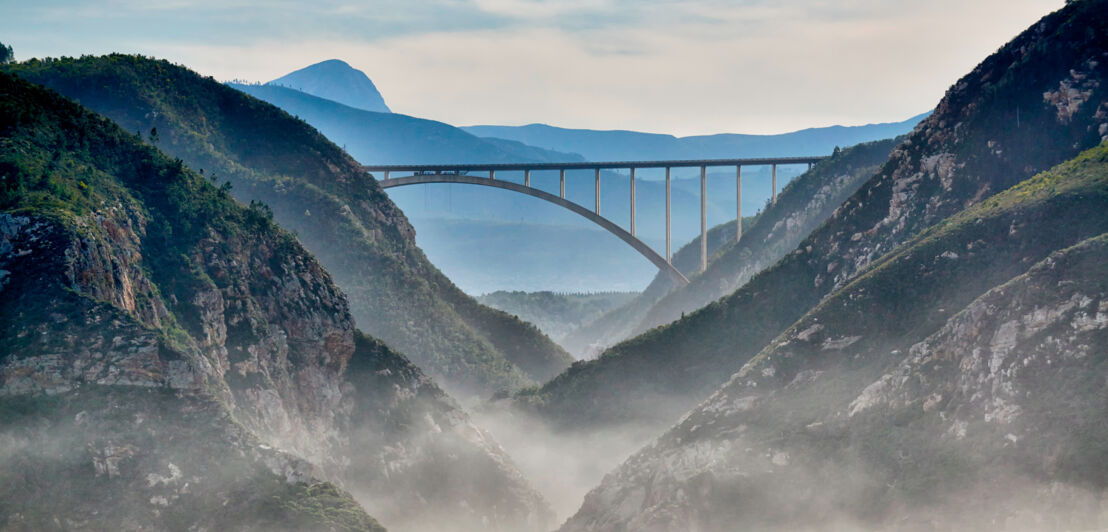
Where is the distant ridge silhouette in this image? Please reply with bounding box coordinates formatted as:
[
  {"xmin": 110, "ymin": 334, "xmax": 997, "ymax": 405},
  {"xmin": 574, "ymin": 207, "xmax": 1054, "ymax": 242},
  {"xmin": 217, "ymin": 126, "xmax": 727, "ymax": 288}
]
[{"xmin": 269, "ymin": 58, "xmax": 391, "ymax": 113}]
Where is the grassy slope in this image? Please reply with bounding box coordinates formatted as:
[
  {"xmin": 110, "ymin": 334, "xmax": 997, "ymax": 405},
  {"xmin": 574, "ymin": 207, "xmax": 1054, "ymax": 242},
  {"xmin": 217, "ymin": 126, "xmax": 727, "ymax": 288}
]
[
  {"xmin": 523, "ymin": 0, "xmax": 1108, "ymax": 430},
  {"xmin": 0, "ymin": 70, "xmax": 382, "ymax": 531},
  {"xmin": 4, "ymin": 55, "xmax": 572, "ymax": 398}
]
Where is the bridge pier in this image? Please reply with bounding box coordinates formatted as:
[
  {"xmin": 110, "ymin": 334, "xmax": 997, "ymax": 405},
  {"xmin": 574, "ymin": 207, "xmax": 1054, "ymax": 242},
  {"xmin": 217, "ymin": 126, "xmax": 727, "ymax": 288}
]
[
  {"xmin": 525, "ymin": 169, "xmax": 531, "ymax": 187},
  {"xmin": 736, "ymin": 165, "xmax": 742, "ymax": 242},
  {"xmin": 772, "ymin": 164, "xmax": 777, "ymax": 205},
  {"xmin": 559, "ymin": 169, "xmax": 565, "ymax": 198},
  {"xmin": 595, "ymin": 168, "xmax": 601, "ymax": 215},
  {"xmin": 700, "ymin": 165, "xmax": 707, "ymax": 273},
  {"xmin": 630, "ymin": 168, "xmax": 636, "ymax": 237},
  {"xmin": 490, "ymin": 169, "xmax": 496, "ymax": 180},
  {"xmin": 665, "ymin": 167, "xmax": 671, "ymax": 263},
  {"xmin": 384, "ymin": 170, "xmax": 390, "ymax": 181}
]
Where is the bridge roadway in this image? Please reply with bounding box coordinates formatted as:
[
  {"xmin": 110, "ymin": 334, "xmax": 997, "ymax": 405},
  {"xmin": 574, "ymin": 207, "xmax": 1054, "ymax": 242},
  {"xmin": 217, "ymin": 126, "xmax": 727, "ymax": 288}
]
[{"xmin": 365, "ymin": 156, "xmax": 826, "ymax": 286}]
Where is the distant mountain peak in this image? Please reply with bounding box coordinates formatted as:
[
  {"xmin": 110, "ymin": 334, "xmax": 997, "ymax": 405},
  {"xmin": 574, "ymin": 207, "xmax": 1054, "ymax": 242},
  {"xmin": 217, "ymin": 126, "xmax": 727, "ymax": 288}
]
[{"xmin": 269, "ymin": 58, "xmax": 391, "ymax": 113}]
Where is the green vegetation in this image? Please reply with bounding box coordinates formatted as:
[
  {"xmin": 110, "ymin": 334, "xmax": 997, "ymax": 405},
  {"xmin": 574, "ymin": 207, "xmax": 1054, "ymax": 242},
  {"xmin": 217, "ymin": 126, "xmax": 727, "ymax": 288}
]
[
  {"xmin": 3, "ymin": 54, "xmax": 572, "ymax": 398},
  {"xmin": 0, "ymin": 42, "xmax": 12, "ymax": 65}
]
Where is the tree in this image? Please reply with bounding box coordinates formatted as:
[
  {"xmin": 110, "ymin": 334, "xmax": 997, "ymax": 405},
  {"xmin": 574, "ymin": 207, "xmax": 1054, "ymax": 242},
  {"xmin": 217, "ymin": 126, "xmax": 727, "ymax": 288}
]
[{"xmin": 0, "ymin": 42, "xmax": 14, "ymax": 65}]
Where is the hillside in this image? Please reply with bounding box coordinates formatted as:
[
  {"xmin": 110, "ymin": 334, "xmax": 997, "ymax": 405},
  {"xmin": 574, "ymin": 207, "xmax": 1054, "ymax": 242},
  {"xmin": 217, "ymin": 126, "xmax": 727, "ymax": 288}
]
[
  {"xmin": 562, "ymin": 141, "xmax": 1108, "ymax": 530},
  {"xmin": 463, "ymin": 112, "xmax": 927, "ymax": 162},
  {"xmin": 0, "ymin": 70, "xmax": 554, "ymax": 532},
  {"xmin": 477, "ymin": 291, "xmax": 639, "ymax": 344},
  {"xmin": 5, "ymin": 55, "xmax": 574, "ymax": 399},
  {"xmin": 519, "ymin": 0, "xmax": 1108, "ymax": 432},
  {"xmin": 269, "ymin": 59, "xmax": 391, "ymax": 113},
  {"xmin": 561, "ymin": 137, "xmax": 900, "ymax": 357}
]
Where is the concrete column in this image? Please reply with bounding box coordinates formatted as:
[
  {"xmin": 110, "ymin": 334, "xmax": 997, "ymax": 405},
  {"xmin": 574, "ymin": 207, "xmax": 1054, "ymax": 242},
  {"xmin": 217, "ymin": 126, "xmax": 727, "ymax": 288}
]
[
  {"xmin": 630, "ymin": 168, "xmax": 636, "ymax": 237},
  {"xmin": 700, "ymin": 165, "xmax": 707, "ymax": 273},
  {"xmin": 771, "ymin": 164, "xmax": 777, "ymax": 205},
  {"xmin": 524, "ymin": 169, "xmax": 531, "ymax": 187},
  {"xmin": 808, "ymin": 162, "xmax": 813, "ymax": 171},
  {"xmin": 384, "ymin": 170, "xmax": 390, "ymax": 181},
  {"xmin": 560, "ymin": 169, "xmax": 566, "ymax": 198},
  {"xmin": 665, "ymin": 167, "xmax": 671, "ymax": 263},
  {"xmin": 490, "ymin": 169, "xmax": 496, "ymax": 180},
  {"xmin": 595, "ymin": 168, "xmax": 601, "ymax": 214},
  {"xmin": 736, "ymin": 165, "xmax": 742, "ymax": 242}
]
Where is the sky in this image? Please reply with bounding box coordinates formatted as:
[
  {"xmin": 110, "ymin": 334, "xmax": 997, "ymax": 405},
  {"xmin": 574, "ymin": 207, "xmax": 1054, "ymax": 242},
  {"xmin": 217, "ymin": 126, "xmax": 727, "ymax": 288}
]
[{"xmin": 3, "ymin": 0, "xmax": 1064, "ymax": 136}]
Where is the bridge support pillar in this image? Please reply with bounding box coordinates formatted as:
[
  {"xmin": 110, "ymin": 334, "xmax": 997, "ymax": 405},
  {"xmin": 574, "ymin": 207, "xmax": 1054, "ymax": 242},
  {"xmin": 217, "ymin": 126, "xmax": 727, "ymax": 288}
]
[
  {"xmin": 666, "ymin": 167, "xmax": 671, "ymax": 263},
  {"xmin": 595, "ymin": 168, "xmax": 601, "ymax": 215},
  {"xmin": 772, "ymin": 164, "xmax": 777, "ymax": 205},
  {"xmin": 383, "ymin": 170, "xmax": 390, "ymax": 181},
  {"xmin": 630, "ymin": 168, "xmax": 636, "ymax": 237},
  {"xmin": 736, "ymin": 165, "xmax": 742, "ymax": 242},
  {"xmin": 490, "ymin": 169, "xmax": 495, "ymax": 180},
  {"xmin": 701, "ymin": 165, "xmax": 707, "ymax": 273},
  {"xmin": 559, "ymin": 169, "xmax": 566, "ymax": 198},
  {"xmin": 524, "ymin": 169, "xmax": 531, "ymax": 187}
]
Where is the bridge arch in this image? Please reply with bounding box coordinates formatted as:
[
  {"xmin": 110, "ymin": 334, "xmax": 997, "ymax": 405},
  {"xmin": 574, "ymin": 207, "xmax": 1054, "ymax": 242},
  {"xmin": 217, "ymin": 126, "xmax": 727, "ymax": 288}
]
[{"xmin": 378, "ymin": 174, "xmax": 691, "ymax": 286}]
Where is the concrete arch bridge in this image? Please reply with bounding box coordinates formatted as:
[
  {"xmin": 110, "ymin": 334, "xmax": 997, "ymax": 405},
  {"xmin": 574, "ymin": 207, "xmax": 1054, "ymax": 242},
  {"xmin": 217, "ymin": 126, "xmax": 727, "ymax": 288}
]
[{"xmin": 365, "ymin": 157, "xmax": 825, "ymax": 286}]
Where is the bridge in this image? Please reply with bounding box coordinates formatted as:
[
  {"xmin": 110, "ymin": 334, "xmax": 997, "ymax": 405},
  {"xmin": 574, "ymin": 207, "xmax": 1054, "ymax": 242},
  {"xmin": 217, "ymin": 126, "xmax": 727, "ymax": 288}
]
[{"xmin": 365, "ymin": 157, "xmax": 826, "ymax": 286}]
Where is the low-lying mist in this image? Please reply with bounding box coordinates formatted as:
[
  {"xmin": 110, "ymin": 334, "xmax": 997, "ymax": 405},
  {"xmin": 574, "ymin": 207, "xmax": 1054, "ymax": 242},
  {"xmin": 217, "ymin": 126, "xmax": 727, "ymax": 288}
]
[{"xmin": 471, "ymin": 404, "xmax": 664, "ymax": 525}]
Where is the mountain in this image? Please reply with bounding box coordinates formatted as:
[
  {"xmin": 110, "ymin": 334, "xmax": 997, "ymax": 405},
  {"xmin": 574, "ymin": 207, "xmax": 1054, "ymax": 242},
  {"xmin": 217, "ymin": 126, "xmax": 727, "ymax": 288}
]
[
  {"xmin": 514, "ymin": 0, "xmax": 1108, "ymax": 434},
  {"xmin": 269, "ymin": 59, "xmax": 391, "ymax": 113},
  {"xmin": 0, "ymin": 70, "xmax": 554, "ymax": 531},
  {"xmin": 562, "ymin": 141, "xmax": 1108, "ymax": 530},
  {"xmin": 559, "ymin": 136, "xmax": 901, "ymax": 357},
  {"xmin": 463, "ymin": 113, "xmax": 928, "ymax": 162},
  {"xmin": 477, "ymin": 291, "xmax": 639, "ymax": 344},
  {"xmin": 231, "ymin": 83, "xmax": 582, "ymax": 165},
  {"xmin": 4, "ymin": 55, "xmax": 574, "ymax": 401}
]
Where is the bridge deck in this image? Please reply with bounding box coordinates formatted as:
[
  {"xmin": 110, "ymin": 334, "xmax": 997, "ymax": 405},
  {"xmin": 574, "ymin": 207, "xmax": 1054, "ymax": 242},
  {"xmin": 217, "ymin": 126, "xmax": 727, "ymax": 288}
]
[{"xmin": 363, "ymin": 156, "xmax": 823, "ymax": 173}]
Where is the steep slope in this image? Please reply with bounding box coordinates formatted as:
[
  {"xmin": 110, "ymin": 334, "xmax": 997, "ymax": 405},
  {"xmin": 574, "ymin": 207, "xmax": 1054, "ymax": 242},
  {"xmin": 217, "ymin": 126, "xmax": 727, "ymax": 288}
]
[
  {"xmin": 269, "ymin": 59, "xmax": 391, "ymax": 113},
  {"xmin": 463, "ymin": 112, "xmax": 926, "ymax": 162},
  {"xmin": 562, "ymin": 143, "xmax": 1108, "ymax": 531},
  {"xmin": 0, "ymin": 70, "xmax": 379, "ymax": 530},
  {"xmin": 5, "ymin": 55, "xmax": 573, "ymax": 399},
  {"xmin": 520, "ymin": 0, "xmax": 1108, "ymax": 431},
  {"xmin": 562, "ymin": 137, "xmax": 899, "ymax": 357},
  {"xmin": 0, "ymin": 70, "xmax": 553, "ymax": 532}
]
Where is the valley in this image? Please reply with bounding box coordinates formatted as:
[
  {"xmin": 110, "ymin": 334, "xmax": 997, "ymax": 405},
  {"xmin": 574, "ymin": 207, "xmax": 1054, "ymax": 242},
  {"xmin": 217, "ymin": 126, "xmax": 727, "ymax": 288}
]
[{"xmin": 1, "ymin": 1, "xmax": 1106, "ymax": 531}]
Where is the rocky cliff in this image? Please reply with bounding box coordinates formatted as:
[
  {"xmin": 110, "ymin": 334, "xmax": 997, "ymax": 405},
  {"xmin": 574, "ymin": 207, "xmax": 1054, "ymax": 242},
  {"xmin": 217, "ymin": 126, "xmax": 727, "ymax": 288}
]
[
  {"xmin": 561, "ymin": 143, "xmax": 1108, "ymax": 530},
  {"xmin": 0, "ymin": 71, "xmax": 551, "ymax": 531}
]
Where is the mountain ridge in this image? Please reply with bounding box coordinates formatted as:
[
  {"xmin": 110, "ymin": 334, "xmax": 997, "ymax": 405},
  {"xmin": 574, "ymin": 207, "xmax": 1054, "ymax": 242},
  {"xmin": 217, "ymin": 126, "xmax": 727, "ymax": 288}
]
[{"xmin": 269, "ymin": 58, "xmax": 392, "ymax": 113}]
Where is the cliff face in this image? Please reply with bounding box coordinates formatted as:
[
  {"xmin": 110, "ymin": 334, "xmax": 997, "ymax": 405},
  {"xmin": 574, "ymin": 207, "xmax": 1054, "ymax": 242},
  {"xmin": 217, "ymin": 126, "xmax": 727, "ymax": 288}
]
[
  {"xmin": 560, "ymin": 145, "xmax": 1108, "ymax": 530},
  {"xmin": 0, "ymin": 71, "xmax": 552, "ymax": 531},
  {"xmin": 3, "ymin": 55, "xmax": 572, "ymax": 400},
  {"xmin": 521, "ymin": 0, "xmax": 1108, "ymax": 432}
]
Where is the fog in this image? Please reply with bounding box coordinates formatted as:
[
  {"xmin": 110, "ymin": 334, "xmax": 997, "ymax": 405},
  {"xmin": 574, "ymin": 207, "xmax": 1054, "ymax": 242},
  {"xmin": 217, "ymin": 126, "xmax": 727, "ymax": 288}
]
[{"xmin": 471, "ymin": 403, "xmax": 665, "ymax": 525}]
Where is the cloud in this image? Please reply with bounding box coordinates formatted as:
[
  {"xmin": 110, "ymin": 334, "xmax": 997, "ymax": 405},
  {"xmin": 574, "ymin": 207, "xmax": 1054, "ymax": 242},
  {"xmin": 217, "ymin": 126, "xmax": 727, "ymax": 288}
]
[{"xmin": 2, "ymin": 0, "xmax": 1064, "ymax": 135}]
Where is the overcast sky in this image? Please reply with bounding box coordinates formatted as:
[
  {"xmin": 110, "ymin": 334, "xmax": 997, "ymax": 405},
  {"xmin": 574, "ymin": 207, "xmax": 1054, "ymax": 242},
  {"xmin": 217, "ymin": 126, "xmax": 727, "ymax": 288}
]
[{"xmin": 4, "ymin": 0, "xmax": 1063, "ymax": 135}]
